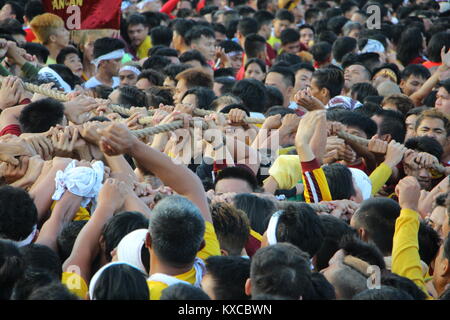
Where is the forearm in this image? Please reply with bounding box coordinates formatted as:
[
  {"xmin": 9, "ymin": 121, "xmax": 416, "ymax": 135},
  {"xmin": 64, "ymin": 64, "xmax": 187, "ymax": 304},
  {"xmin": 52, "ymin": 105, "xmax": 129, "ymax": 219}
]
[
  {"xmin": 123, "ymin": 194, "xmax": 152, "ymax": 219},
  {"xmin": 0, "ymin": 104, "xmax": 26, "ymax": 128},
  {"xmin": 410, "ymin": 65, "xmax": 448, "ymax": 106},
  {"xmin": 104, "ymin": 154, "xmax": 137, "ymax": 181}
]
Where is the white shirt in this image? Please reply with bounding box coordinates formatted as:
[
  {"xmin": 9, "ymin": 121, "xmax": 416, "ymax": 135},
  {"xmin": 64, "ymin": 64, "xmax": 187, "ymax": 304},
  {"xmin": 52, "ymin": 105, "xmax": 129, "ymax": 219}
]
[{"xmin": 84, "ymin": 76, "xmax": 120, "ymax": 89}]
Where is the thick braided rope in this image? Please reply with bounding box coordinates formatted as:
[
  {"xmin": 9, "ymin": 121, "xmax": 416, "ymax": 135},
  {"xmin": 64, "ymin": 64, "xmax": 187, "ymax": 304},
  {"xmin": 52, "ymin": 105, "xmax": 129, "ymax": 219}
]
[
  {"xmin": 22, "ymin": 82, "xmax": 70, "ymax": 102},
  {"xmin": 337, "ymin": 130, "xmax": 446, "ymax": 174},
  {"xmin": 131, "ymin": 119, "xmax": 209, "ymax": 139}
]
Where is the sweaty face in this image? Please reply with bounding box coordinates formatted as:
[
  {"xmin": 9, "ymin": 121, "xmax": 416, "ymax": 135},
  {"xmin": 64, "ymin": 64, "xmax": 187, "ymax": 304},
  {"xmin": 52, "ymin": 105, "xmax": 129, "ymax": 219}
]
[
  {"xmin": 265, "ymin": 72, "xmax": 290, "ymax": 106},
  {"xmin": 274, "ymin": 19, "xmax": 291, "ymax": 38},
  {"xmin": 344, "ymin": 64, "xmax": 370, "ymax": 89},
  {"xmin": 128, "ymin": 24, "xmax": 149, "ymax": 48},
  {"xmin": 191, "ymin": 36, "xmax": 216, "ymax": 61},
  {"xmin": 415, "ymin": 117, "xmax": 447, "ymax": 148},
  {"xmin": 245, "ymin": 62, "xmax": 265, "ymax": 82},
  {"xmin": 435, "ymin": 87, "xmax": 450, "ymax": 116},
  {"xmin": 294, "ymin": 69, "xmax": 313, "ymax": 92},
  {"xmin": 400, "ymin": 75, "xmax": 426, "ymax": 97},
  {"xmin": 299, "ymin": 28, "xmax": 314, "ymax": 47},
  {"xmin": 215, "ymin": 178, "xmax": 252, "ymax": 194},
  {"xmin": 403, "ymin": 162, "xmax": 433, "ymax": 191},
  {"xmin": 119, "ymin": 70, "xmax": 138, "ymax": 87},
  {"xmin": 64, "ymin": 53, "xmax": 83, "ymax": 77}
]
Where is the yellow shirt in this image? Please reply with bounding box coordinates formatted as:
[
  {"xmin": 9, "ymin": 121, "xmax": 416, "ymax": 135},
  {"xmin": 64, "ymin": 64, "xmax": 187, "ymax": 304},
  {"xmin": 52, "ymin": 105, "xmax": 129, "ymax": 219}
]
[
  {"xmin": 137, "ymin": 36, "xmax": 152, "ymax": 60},
  {"xmin": 266, "ymin": 155, "xmax": 302, "ymax": 190},
  {"xmin": 392, "ymin": 208, "xmax": 433, "ymax": 299},
  {"xmin": 50, "ymin": 201, "xmax": 91, "ymax": 221},
  {"xmin": 369, "ymin": 163, "xmax": 392, "ymax": 196},
  {"xmin": 62, "ymin": 271, "xmax": 88, "ymax": 299},
  {"xmin": 147, "ymin": 221, "xmax": 221, "ymax": 300}
]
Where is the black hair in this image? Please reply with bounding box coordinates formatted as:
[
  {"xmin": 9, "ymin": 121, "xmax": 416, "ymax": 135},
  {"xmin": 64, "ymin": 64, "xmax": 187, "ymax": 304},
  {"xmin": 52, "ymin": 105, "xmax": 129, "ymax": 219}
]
[
  {"xmin": 149, "ymin": 195, "xmax": 205, "ymax": 267},
  {"xmin": 214, "ymin": 77, "xmax": 235, "ymax": 95},
  {"xmin": 372, "ymin": 63, "xmax": 401, "ymax": 84},
  {"xmin": 244, "ymin": 58, "xmax": 266, "ymax": 74},
  {"xmin": 11, "ymin": 269, "xmax": 56, "ymax": 300},
  {"xmin": 160, "ymin": 283, "xmax": 210, "ymax": 300},
  {"xmin": 28, "ymin": 282, "xmax": 79, "ymax": 300},
  {"xmin": 310, "ymin": 41, "xmax": 332, "ymax": 63},
  {"xmin": 150, "ymin": 46, "xmax": 178, "ymax": 58},
  {"xmin": 353, "ymin": 286, "xmax": 414, "ymax": 300},
  {"xmin": 185, "ymin": 26, "xmax": 215, "ymax": 46},
  {"xmin": 341, "ymin": 0, "xmax": 358, "ymax": 14},
  {"xmin": 312, "ymin": 67, "xmax": 344, "ymax": 99},
  {"xmin": 214, "ymin": 67, "xmax": 235, "ymax": 78},
  {"xmin": 214, "ymin": 166, "xmax": 258, "ymax": 192},
  {"xmin": 57, "ymin": 220, "xmax": 88, "ymax": 264},
  {"xmin": 114, "ymin": 86, "xmax": 148, "ymax": 108},
  {"xmin": 381, "ymin": 272, "xmax": 427, "ymax": 300},
  {"xmin": 0, "ymin": 239, "xmax": 24, "ymax": 300},
  {"xmin": 327, "ymin": 16, "xmax": 349, "ymax": 36},
  {"xmin": 275, "ymin": 8, "xmax": 294, "ymax": 23},
  {"xmin": 93, "ymin": 264, "xmax": 149, "ymax": 300},
  {"xmin": 275, "ymin": 203, "xmax": 325, "ymax": 258},
  {"xmin": 150, "ymin": 26, "xmax": 173, "ymax": 47},
  {"xmin": 305, "ymin": 8, "xmax": 321, "ymax": 24},
  {"xmin": 316, "ymin": 30, "xmax": 338, "ymax": 46},
  {"xmin": 265, "ymin": 85, "xmax": 284, "ymax": 109},
  {"xmin": 405, "ymin": 106, "xmax": 430, "ymax": 118},
  {"xmin": 0, "ymin": 186, "xmax": 38, "ymax": 242},
  {"xmin": 276, "ymin": 53, "xmax": 303, "ymax": 66},
  {"xmin": 264, "ymin": 105, "xmax": 296, "ymax": 118},
  {"xmin": 378, "ymin": 115, "xmax": 406, "ymax": 143},
  {"xmin": 204, "ymin": 255, "xmax": 250, "ymax": 300},
  {"xmin": 3, "ymin": 1, "xmax": 24, "ymax": 24},
  {"xmin": 237, "ymin": 17, "xmax": 258, "ymax": 37},
  {"xmin": 142, "ymin": 55, "xmax": 172, "ymax": 73},
  {"xmin": 315, "ymin": 215, "xmax": 357, "ymax": 271},
  {"xmin": 244, "ymin": 33, "xmax": 266, "ymax": 58},
  {"xmin": 351, "ymin": 82, "xmax": 378, "ymax": 103},
  {"xmin": 19, "ymin": 244, "xmax": 62, "ymax": 280},
  {"xmin": 163, "ymin": 63, "xmax": 191, "ymax": 81},
  {"xmin": 397, "ymin": 27, "xmax": 424, "ymax": 67},
  {"xmin": 91, "ymin": 85, "xmax": 114, "ymax": 100},
  {"xmin": 253, "ymin": 10, "xmax": 274, "ymax": 29},
  {"xmin": 231, "ymin": 78, "xmax": 268, "ymax": 113},
  {"xmin": 101, "ymin": 211, "xmax": 149, "ymax": 262},
  {"xmin": 333, "ymin": 37, "xmax": 357, "ymax": 63},
  {"xmin": 23, "ymin": 42, "xmax": 49, "ymax": 64},
  {"xmin": 250, "ymin": 243, "xmax": 313, "ymax": 300},
  {"xmin": 0, "ymin": 18, "xmax": 24, "ymax": 36},
  {"xmin": 172, "ymin": 18, "xmax": 196, "ymax": 39},
  {"xmin": 181, "ymin": 87, "xmax": 217, "ymax": 110},
  {"xmin": 404, "ymin": 136, "xmax": 443, "ymax": 161},
  {"xmin": 93, "ymin": 37, "xmax": 125, "ymax": 59},
  {"xmin": 334, "ymin": 109, "xmax": 378, "ymax": 138},
  {"xmin": 418, "ymin": 221, "xmax": 441, "ymax": 266},
  {"xmin": 427, "ymin": 31, "xmax": 450, "ymax": 63},
  {"xmin": 138, "ymin": 69, "xmax": 165, "ymax": 86},
  {"xmin": 322, "ymin": 163, "xmax": 357, "ymax": 200},
  {"xmin": 218, "ymin": 39, "xmax": 243, "ymax": 54},
  {"xmin": 292, "ymin": 62, "xmax": 315, "ymax": 74},
  {"xmin": 24, "ymin": 0, "xmax": 44, "ymax": 22},
  {"xmin": 280, "ymin": 28, "xmax": 300, "ymax": 46},
  {"xmin": 212, "ymin": 22, "xmax": 226, "ymax": 36},
  {"xmin": 401, "ymin": 64, "xmax": 431, "ymax": 81},
  {"xmin": 179, "ymin": 49, "xmax": 209, "ymax": 67},
  {"xmin": 56, "ymin": 46, "xmax": 81, "ymax": 65},
  {"xmin": 233, "ymin": 193, "xmax": 276, "ymax": 235},
  {"xmin": 310, "ymin": 272, "xmax": 336, "ymax": 300},
  {"xmin": 219, "ymin": 103, "xmax": 250, "ymax": 116},
  {"xmin": 145, "ymin": 86, "xmax": 174, "ymax": 106},
  {"xmin": 127, "ymin": 13, "xmax": 148, "ymax": 28},
  {"xmin": 325, "ymin": 7, "xmax": 343, "ymax": 20},
  {"xmin": 340, "ymin": 234, "xmax": 386, "ymax": 270},
  {"xmin": 267, "ymin": 65, "xmax": 295, "ymax": 88}
]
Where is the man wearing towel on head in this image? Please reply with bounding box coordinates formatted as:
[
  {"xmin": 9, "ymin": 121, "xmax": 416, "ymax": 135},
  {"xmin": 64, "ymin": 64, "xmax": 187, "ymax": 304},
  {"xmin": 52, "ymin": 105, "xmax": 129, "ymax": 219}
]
[{"xmin": 84, "ymin": 37, "xmax": 126, "ymax": 89}]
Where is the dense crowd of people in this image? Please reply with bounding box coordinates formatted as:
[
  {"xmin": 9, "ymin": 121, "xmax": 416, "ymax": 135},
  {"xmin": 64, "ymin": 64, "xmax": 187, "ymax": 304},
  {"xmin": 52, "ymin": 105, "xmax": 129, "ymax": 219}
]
[{"xmin": 0, "ymin": 0, "xmax": 450, "ymax": 301}]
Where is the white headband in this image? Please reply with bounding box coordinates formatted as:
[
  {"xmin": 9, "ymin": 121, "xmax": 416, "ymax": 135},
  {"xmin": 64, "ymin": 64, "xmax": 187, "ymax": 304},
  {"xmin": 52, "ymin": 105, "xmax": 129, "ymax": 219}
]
[
  {"xmin": 13, "ymin": 225, "xmax": 37, "ymax": 247},
  {"xmin": 89, "ymin": 261, "xmax": 145, "ymax": 300},
  {"xmin": 92, "ymin": 49, "xmax": 125, "ymax": 69},
  {"xmin": 360, "ymin": 39, "xmax": 385, "ymax": 54},
  {"xmin": 267, "ymin": 210, "xmax": 283, "ymax": 245},
  {"xmin": 227, "ymin": 51, "xmax": 243, "ymax": 57},
  {"xmin": 38, "ymin": 66, "xmax": 73, "ymax": 93},
  {"xmin": 117, "ymin": 229, "xmax": 148, "ymax": 275},
  {"xmin": 119, "ymin": 65, "xmax": 141, "ymax": 76},
  {"xmin": 137, "ymin": 0, "xmax": 157, "ymax": 9}
]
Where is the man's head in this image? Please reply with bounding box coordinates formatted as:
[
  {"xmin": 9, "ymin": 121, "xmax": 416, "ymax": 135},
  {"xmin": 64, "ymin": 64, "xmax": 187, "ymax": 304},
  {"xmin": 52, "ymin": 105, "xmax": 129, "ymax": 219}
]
[
  {"xmin": 108, "ymin": 86, "xmax": 148, "ymax": 108},
  {"xmin": 231, "ymin": 78, "xmax": 269, "ymax": 113},
  {"xmin": 0, "ymin": 239, "xmax": 25, "ymax": 300},
  {"xmin": 210, "ymin": 202, "xmax": 250, "ymax": 256},
  {"xmin": 136, "ymin": 69, "xmax": 164, "ymax": 90},
  {"xmin": 404, "ymin": 106, "xmax": 430, "ymax": 142},
  {"xmin": 299, "ymin": 24, "xmax": 314, "ymax": 48},
  {"xmin": 30, "ymin": 13, "xmax": 69, "ymax": 49},
  {"xmin": 254, "ymin": 10, "xmax": 274, "ymax": 40},
  {"xmin": 174, "ymin": 68, "xmax": 214, "ymax": 104},
  {"xmin": 381, "ymin": 94, "xmax": 414, "ymax": 116},
  {"xmin": 0, "ymin": 18, "xmax": 25, "ymax": 45},
  {"xmin": 310, "ymin": 41, "xmax": 332, "ymax": 67},
  {"xmin": 344, "ymin": 63, "xmax": 371, "ymax": 90},
  {"xmin": 280, "ymin": 28, "xmax": 301, "ymax": 54},
  {"xmin": 127, "ymin": 14, "xmax": 149, "ymax": 49},
  {"xmin": 172, "ymin": 19, "xmax": 196, "ymax": 52},
  {"xmin": 146, "ymin": 195, "xmax": 205, "ymax": 268},
  {"xmin": 311, "ymin": 67, "xmax": 345, "ymax": 104},
  {"xmin": 214, "ymin": 166, "xmax": 258, "ymax": 194},
  {"xmin": 185, "ymin": 26, "xmax": 216, "ymax": 61},
  {"xmin": 219, "ymin": 40, "xmax": 244, "ymax": 71},
  {"xmin": 435, "ymin": 79, "xmax": 450, "ymax": 116},
  {"xmin": 265, "ymin": 66, "xmax": 295, "ymax": 107},
  {"xmin": 432, "ymin": 236, "xmax": 450, "ymax": 297},
  {"xmin": 322, "ymin": 163, "xmax": 357, "ymax": 201},
  {"xmin": 0, "ymin": 186, "xmax": 38, "ymax": 244},
  {"xmin": 93, "ymin": 37, "xmax": 126, "ymax": 76},
  {"xmin": 350, "ymin": 198, "xmax": 400, "ymax": 256},
  {"xmin": 260, "ymin": 203, "xmax": 325, "ymax": 258},
  {"xmin": 293, "ymin": 63, "xmax": 314, "ymax": 93},
  {"xmin": 399, "ymin": 64, "xmax": 431, "ymax": 97},
  {"xmin": 332, "ymin": 36, "xmax": 357, "ymax": 64},
  {"xmin": 150, "ymin": 25, "xmax": 173, "ymax": 47},
  {"xmin": 244, "ymin": 33, "xmax": 267, "ymax": 61},
  {"xmin": 19, "ymin": 98, "xmax": 64, "ymax": 133},
  {"xmin": 236, "ymin": 17, "xmax": 258, "ymax": 47},
  {"xmin": 404, "ymin": 136, "xmax": 444, "ymax": 190},
  {"xmin": 246, "ymin": 243, "xmax": 313, "ymax": 299},
  {"xmin": 56, "ymin": 46, "xmax": 83, "ymax": 78},
  {"xmin": 118, "ymin": 62, "xmax": 142, "ymax": 87},
  {"xmin": 0, "ymin": 1, "xmax": 24, "ymax": 24},
  {"xmin": 202, "ymin": 256, "xmax": 251, "ymax": 300},
  {"xmin": 414, "ymin": 108, "xmax": 450, "ymax": 148},
  {"xmin": 427, "ymin": 31, "xmax": 450, "ymax": 64}
]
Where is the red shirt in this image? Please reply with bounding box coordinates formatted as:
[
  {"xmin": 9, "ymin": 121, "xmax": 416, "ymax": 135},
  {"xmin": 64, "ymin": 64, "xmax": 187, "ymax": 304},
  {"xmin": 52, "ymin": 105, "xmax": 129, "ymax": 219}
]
[
  {"xmin": 423, "ymin": 61, "xmax": 441, "ymax": 69},
  {"xmin": 24, "ymin": 27, "xmax": 36, "ymax": 42},
  {"xmin": 0, "ymin": 124, "xmax": 21, "ymax": 137}
]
